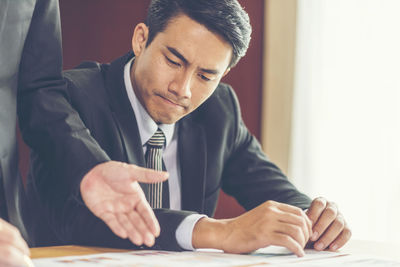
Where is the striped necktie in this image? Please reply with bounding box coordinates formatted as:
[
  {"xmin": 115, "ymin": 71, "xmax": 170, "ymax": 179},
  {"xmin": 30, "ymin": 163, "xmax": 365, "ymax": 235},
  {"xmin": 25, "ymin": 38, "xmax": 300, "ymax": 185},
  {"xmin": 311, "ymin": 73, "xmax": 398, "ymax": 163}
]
[{"xmin": 145, "ymin": 128, "xmax": 169, "ymax": 209}]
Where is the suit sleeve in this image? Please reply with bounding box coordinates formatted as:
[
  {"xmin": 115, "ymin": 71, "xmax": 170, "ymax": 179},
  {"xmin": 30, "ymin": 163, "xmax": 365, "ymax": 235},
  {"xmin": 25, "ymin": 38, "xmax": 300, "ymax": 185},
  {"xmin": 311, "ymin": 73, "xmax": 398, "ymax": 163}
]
[
  {"xmin": 62, "ymin": 202, "xmax": 195, "ymax": 251},
  {"xmin": 17, "ymin": 0, "xmax": 110, "ymax": 208},
  {"xmin": 16, "ymin": 0, "xmax": 111, "ymax": 245},
  {"xmin": 221, "ymin": 86, "xmax": 312, "ymax": 210}
]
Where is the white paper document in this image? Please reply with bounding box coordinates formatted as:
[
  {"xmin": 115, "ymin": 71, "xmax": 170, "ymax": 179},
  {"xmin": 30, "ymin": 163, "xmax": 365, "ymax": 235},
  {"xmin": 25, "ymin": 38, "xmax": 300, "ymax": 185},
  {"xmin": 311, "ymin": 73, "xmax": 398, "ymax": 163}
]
[{"xmin": 33, "ymin": 247, "xmax": 400, "ymax": 267}]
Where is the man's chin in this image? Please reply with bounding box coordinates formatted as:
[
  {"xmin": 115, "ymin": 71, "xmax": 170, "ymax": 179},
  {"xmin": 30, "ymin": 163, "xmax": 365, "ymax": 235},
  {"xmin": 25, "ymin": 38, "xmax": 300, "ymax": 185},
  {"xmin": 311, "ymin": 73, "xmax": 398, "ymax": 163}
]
[{"xmin": 153, "ymin": 114, "xmax": 183, "ymax": 125}]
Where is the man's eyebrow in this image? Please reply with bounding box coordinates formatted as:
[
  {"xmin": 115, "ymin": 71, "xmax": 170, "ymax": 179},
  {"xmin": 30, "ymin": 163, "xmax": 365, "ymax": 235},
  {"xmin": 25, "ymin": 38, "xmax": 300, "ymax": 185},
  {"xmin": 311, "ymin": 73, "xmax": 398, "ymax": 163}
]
[
  {"xmin": 200, "ymin": 67, "xmax": 220, "ymax": 75},
  {"xmin": 166, "ymin": 46, "xmax": 220, "ymax": 75},
  {"xmin": 167, "ymin": 47, "xmax": 188, "ymax": 65}
]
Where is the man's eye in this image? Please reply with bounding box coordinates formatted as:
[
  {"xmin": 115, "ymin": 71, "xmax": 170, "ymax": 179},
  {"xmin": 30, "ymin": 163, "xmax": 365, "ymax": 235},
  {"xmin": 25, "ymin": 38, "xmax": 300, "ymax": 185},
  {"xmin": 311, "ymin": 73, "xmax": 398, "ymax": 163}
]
[
  {"xmin": 199, "ymin": 74, "xmax": 211, "ymax": 82},
  {"xmin": 166, "ymin": 56, "xmax": 181, "ymax": 67}
]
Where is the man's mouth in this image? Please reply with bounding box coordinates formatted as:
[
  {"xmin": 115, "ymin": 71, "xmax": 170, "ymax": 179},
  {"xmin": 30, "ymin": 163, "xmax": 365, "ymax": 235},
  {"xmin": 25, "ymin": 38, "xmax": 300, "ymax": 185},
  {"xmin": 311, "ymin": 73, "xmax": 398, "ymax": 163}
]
[{"xmin": 156, "ymin": 94, "xmax": 187, "ymax": 109}]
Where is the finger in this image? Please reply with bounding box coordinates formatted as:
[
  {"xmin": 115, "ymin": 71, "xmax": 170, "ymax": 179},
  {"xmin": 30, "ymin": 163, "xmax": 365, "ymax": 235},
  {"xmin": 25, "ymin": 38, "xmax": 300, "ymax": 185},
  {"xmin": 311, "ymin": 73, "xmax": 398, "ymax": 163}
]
[
  {"xmin": 278, "ymin": 214, "xmax": 310, "ymax": 245},
  {"xmin": 127, "ymin": 165, "xmax": 169, "ymax": 183},
  {"xmin": 275, "ymin": 205, "xmax": 312, "ymax": 243},
  {"xmin": 311, "ymin": 202, "xmax": 338, "ymax": 242},
  {"xmin": 276, "ymin": 202, "xmax": 312, "ymax": 226},
  {"xmin": 276, "ymin": 223, "xmax": 307, "ymax": 248},
  {"xmin": 99, "ymin": 212, "xmax": 128, "ymax": 239},
  {"xmin": 0, "ymin": 244, "xmax": 29, "ymax": 267},
  {"xmin": 24, "ymin": 255, "xmax": 34, "ymax": 267},
  {"xmin": 305, "ymin": 213, "xmax": 313, "ymax": 242},
  {"xmin": 306, "ymin": 198, "xmax": 327, "ymax": 241},
  {"xmin": 271, "ymin": 232, "xmax": 305, "ymax": 257},
  {"xmin": 0, "ymin": 222, "xmax": 30, "ymax": 256},
  {"xmin": 136, "ymin": 197, "xmax": 160, "ymax": 237},
  {"xmin": 275, "ymin": 202, "xmax": 305, "ymax": 214},
  {"xmin": 116, "ymin": 213, "xmax": 143, "ymax": 246},
  {"xmin": 128, "ymin": 212, "xmax": 155, "ymax": 247},
  {"xmin": 314, "ymin": 214, "xmax": 345, "ymax": 251},
  {"xmin": 328, "ymin": 223, "xmax": 352, "ymax": 251},
  {"xmin": 306, "ymin": 197, "xmax": 327, "ymax": 226}
]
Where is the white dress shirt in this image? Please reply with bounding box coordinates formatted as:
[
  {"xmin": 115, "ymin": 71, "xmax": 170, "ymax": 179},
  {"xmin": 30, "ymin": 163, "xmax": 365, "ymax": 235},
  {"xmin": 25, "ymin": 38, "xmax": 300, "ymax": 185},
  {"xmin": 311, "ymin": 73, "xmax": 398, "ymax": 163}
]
[{"xmin": 124, "ymin": 58, "xmax": 205, "ymax": 250}]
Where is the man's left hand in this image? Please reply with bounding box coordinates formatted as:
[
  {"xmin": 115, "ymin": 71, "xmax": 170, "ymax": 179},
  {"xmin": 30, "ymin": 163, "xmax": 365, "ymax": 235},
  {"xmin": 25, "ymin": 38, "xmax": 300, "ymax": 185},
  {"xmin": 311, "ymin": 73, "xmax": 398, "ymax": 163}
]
[{"xmin": 306, "ymin": 197, "xmax": 352, "ymax": 251}]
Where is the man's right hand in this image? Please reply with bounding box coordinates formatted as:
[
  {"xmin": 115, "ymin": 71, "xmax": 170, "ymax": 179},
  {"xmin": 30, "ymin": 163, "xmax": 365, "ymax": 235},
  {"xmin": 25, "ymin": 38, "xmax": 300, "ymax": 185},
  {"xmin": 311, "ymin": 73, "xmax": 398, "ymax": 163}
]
[
  {"xmin": 192, "ymin": 201, "xmax": 312, "ymax": 257},
  {"xmin": 0, "ymin": 219, "xmax": 32, "ymax": 267},
  {"xmin": 80, "ymin": 161, "xmax": 168, "ymax": 247}
]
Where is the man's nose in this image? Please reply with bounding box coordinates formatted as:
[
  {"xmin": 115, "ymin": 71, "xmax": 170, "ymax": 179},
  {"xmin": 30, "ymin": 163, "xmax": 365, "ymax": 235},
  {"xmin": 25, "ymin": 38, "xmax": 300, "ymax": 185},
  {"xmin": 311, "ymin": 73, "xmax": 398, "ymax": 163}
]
[{"xmin": 169, "ymin": 71, "xmax": 192, "ymax": 99}]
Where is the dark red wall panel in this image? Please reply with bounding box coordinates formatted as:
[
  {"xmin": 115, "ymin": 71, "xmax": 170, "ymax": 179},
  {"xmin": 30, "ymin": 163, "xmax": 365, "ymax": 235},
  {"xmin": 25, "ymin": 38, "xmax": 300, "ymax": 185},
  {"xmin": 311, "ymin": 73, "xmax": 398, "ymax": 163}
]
[{"xmin": 60, "ymin": 0, "xmax": 151, "ymax": 69}]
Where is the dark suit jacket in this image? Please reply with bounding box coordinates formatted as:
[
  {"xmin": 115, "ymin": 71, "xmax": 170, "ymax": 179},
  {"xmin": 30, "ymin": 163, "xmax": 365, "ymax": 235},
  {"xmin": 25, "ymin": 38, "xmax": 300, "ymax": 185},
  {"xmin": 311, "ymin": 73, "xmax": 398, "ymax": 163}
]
[
  {"xmin": 0, "ymin": 0, "xmax": 64, "ymax": 245},
  {"xmin": 26, "ymin": 52, "xmax": 311, "ymax": 250}
]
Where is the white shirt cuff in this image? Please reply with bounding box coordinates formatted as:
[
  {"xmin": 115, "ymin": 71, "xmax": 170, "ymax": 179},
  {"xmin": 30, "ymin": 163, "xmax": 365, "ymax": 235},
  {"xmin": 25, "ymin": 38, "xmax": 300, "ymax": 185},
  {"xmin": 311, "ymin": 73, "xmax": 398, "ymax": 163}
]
[{"xmin": 175, "ymin": 214, "xmax": 207, "ymax": 250}]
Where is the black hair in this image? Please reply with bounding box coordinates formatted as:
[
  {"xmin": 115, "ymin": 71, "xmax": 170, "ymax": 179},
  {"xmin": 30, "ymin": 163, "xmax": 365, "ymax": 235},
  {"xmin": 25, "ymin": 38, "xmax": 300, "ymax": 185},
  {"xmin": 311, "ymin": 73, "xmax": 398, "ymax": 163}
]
[{"xmin": 145, "ymin": 0, "xmax": 252, "ymax": 68}]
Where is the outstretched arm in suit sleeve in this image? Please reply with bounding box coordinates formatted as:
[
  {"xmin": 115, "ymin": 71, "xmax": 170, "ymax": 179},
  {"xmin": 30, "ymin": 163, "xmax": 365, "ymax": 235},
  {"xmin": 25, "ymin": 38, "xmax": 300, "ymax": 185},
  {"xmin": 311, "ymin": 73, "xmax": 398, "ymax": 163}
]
[{"xmin": 16, "ymin": 0, "xmax": 165, "ymax": 247}]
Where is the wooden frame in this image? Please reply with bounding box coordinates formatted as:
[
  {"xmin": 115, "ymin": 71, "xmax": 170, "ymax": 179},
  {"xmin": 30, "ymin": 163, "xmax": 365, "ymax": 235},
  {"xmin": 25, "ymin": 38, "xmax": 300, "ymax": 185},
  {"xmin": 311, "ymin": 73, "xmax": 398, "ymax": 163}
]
[{"xmin": 261, "ymin": 0, "xmax": 297, "ymax": 175}]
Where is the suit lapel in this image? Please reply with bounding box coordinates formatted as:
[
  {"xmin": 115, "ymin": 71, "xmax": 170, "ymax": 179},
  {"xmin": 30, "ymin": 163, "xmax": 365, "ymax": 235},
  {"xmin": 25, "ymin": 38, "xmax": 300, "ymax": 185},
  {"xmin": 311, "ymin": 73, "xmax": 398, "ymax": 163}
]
[
  {"xmin": 179, "ymin": 116, "xmax": 207, "ymax": 213},
  {"xmin": 103, "ymin": 53, "xmax": 148, "ymax": 192}
]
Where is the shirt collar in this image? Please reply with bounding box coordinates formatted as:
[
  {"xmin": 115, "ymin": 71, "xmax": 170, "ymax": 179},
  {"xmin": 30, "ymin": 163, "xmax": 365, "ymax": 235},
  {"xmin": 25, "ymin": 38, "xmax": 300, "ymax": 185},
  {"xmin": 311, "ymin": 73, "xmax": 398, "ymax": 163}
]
[{"xmin": 124, "ymin": 57, "xmax": 175, "ymax": 148}]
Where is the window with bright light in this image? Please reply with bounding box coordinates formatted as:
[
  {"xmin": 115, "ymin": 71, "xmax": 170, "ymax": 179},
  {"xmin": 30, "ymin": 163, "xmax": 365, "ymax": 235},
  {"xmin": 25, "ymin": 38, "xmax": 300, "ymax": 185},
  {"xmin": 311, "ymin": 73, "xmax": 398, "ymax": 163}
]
[{"xmin": 290, "ymin": 0, "xmax": 400, "ymax": 244}]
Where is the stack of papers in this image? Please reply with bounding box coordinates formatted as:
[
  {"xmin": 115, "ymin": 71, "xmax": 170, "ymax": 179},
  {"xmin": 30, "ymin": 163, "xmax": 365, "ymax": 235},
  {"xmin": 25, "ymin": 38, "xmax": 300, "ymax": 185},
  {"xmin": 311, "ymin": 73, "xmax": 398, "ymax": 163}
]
[{"xmin": 33, "ymin": 246, "xmax": 400, "ymax": 266}]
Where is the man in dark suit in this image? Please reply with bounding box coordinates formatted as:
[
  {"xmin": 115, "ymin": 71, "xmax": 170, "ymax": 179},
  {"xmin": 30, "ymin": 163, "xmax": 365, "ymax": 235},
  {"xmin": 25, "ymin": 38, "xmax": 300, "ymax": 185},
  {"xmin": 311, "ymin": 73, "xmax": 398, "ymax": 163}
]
[{"xmin": 25, "ymin": 0, "xmax": 351, "ymax": 256}]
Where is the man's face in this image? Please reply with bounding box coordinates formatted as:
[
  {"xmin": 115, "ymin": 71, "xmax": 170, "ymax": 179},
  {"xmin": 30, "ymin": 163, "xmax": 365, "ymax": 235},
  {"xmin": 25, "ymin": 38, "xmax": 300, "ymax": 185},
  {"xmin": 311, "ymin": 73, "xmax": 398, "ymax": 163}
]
[{"xmin": 130, "ymin": 14, "xmax": 232, "ymax": 124}]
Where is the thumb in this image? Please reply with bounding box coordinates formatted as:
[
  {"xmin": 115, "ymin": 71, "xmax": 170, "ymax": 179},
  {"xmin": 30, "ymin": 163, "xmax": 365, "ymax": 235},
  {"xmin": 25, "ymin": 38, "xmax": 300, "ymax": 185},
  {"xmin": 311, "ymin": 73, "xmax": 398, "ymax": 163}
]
[{"xmin": 126, "ymin": 165, "xmax": 169, "ymax": 183}]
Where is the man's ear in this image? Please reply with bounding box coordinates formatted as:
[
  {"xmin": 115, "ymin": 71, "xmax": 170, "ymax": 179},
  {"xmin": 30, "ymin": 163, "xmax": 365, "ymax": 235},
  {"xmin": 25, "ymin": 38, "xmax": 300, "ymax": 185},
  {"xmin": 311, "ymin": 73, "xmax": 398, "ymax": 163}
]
[{"xmin": 132, "ymin": 23, "xmax": 149, "ymax": 57}]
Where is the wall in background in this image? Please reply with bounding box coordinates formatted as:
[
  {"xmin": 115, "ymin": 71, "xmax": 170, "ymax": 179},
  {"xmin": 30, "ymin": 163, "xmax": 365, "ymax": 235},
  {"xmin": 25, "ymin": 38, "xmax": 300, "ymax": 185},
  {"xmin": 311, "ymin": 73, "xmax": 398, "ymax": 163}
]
[{"xmin": 18, "ymin": 0, "xmax": 265, "ymax": 219}]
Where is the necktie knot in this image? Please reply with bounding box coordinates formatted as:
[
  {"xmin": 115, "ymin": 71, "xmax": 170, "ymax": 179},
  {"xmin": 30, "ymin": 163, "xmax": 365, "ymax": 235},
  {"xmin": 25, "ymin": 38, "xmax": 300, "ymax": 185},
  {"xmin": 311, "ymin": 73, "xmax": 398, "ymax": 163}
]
[{"xmin": 147, "ymin": 128, "xmax": 165, "ymax": 148}]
